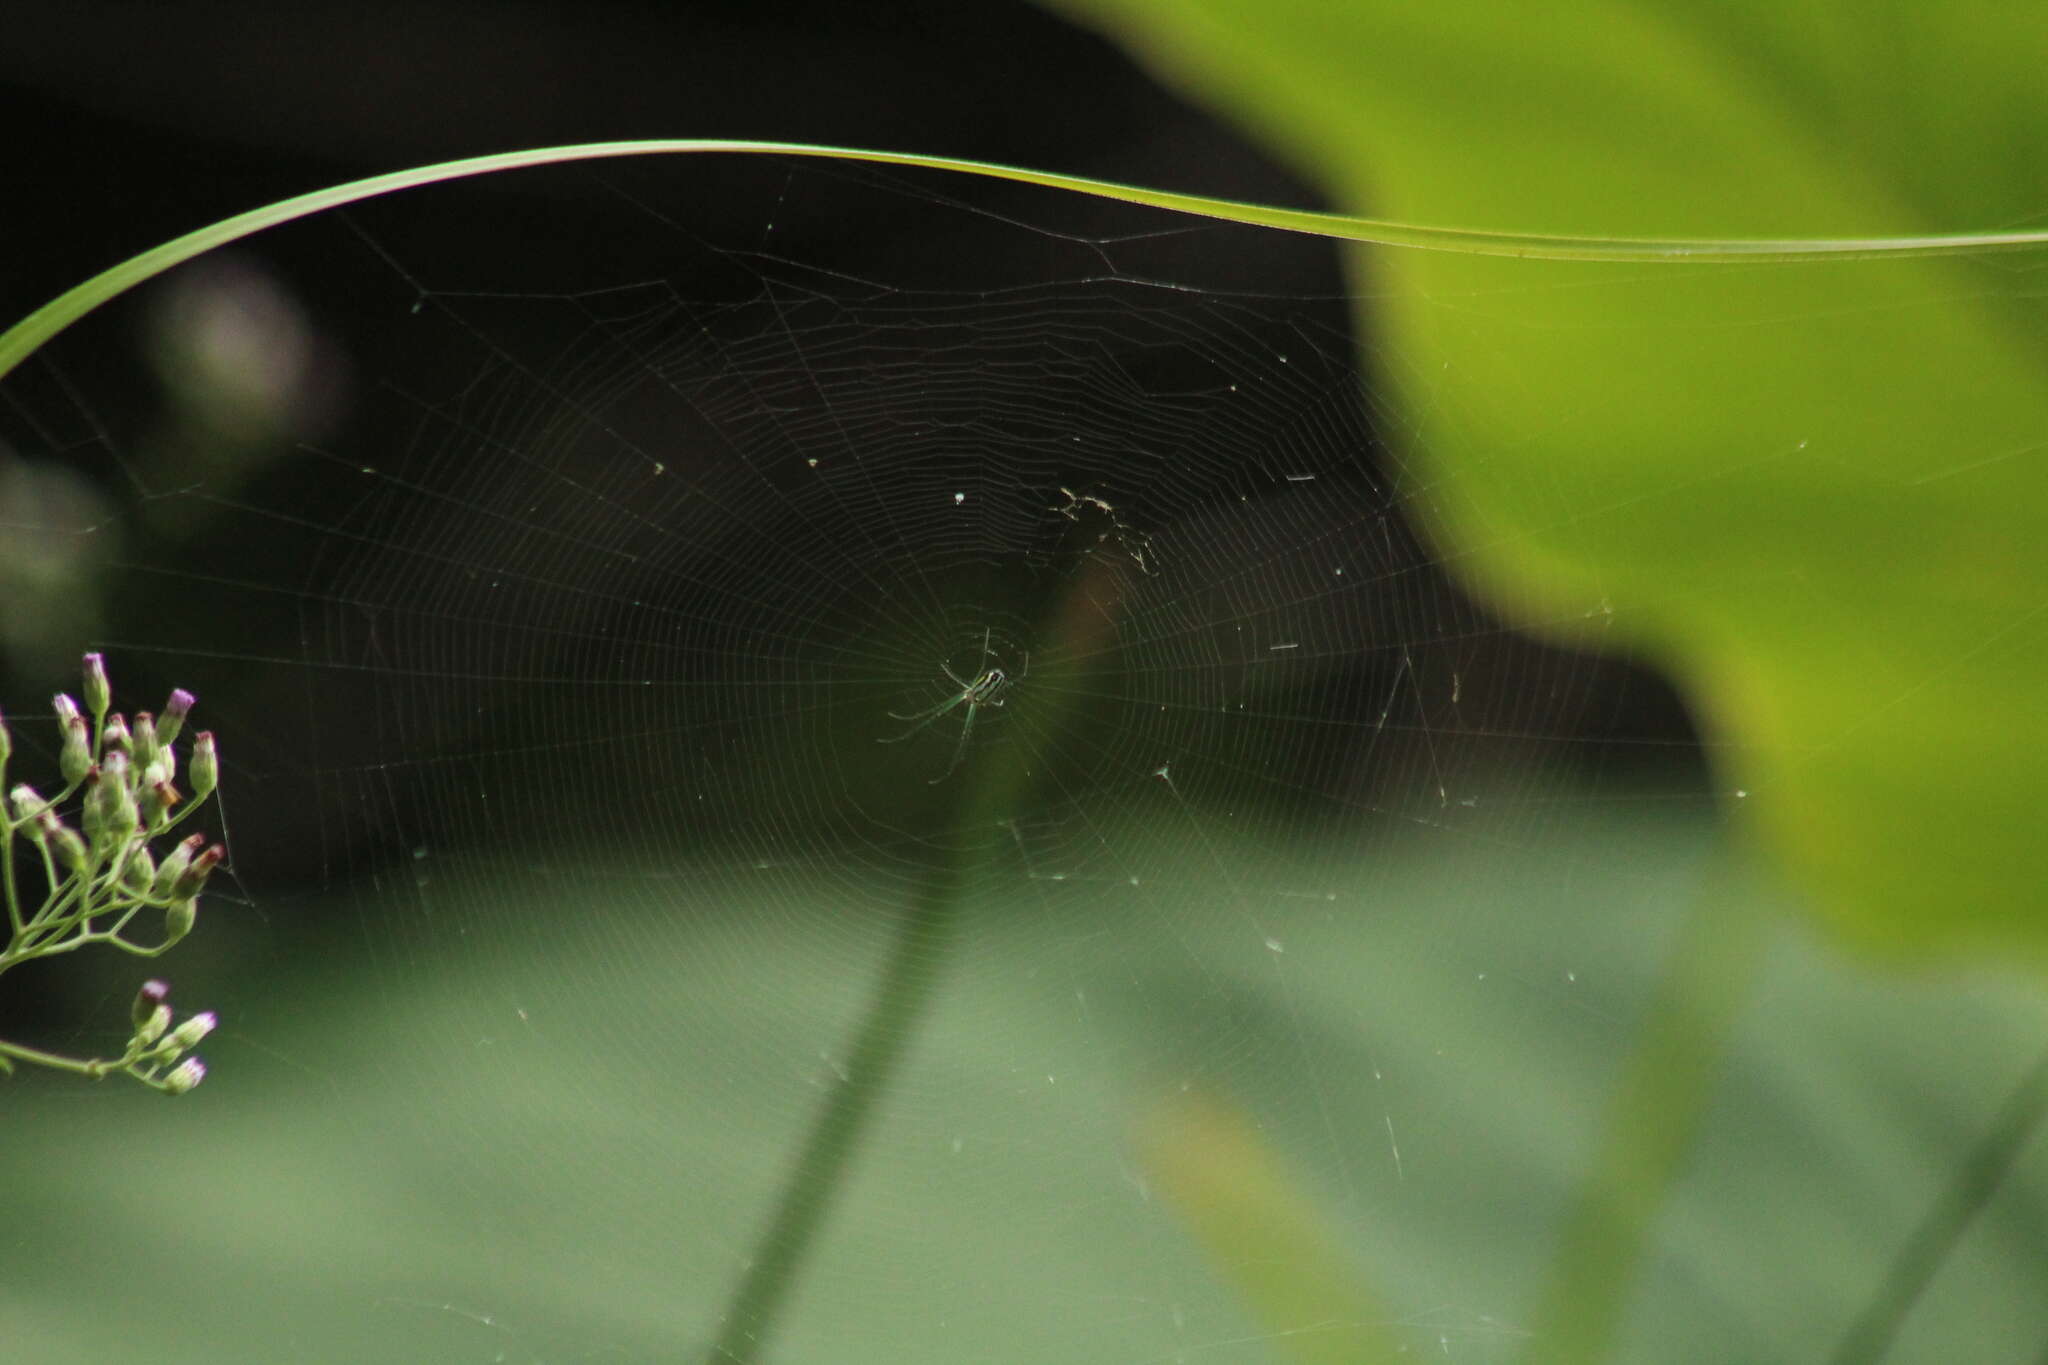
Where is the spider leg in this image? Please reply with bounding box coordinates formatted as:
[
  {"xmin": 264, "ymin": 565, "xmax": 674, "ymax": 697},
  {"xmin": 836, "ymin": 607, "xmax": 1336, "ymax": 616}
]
[
  {"xmin": 878, "ymin": 693, "xmax": 964, "ymax": 743},
  {"xmin": 886, "ymin": 693, "xmax": 953, "ymax": 723},
  {"xmin": 928, "ymin": 699, "xmax": 979, "ymax": 784}
]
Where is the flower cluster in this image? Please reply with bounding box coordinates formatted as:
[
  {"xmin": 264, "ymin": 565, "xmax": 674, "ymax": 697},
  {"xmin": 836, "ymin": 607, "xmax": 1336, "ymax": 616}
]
[{"xmin": 1, "ymin": 654, "xmax": 224, "ymax": 1093}]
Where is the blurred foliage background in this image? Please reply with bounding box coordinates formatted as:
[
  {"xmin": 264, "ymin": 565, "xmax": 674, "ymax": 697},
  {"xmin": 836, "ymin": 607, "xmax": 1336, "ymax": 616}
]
[{"xmin": 1064, "ymin": 0, "xmax": 2048, "ymax": 969}]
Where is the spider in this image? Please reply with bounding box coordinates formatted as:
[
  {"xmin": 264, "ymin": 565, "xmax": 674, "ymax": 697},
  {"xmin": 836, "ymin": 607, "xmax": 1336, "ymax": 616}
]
[{"xmin": 876, "ymin": 629, "xmax": 1024, "ymax": 784}]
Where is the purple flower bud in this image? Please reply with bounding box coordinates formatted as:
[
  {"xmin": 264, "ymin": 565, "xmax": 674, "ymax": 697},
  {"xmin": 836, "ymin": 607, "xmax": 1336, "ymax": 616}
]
[
  {"xmin": 162, "ymin": 1057, "xmax": 206, "ymax": 1095},
  {"xmin": 158, "ymin": 689, "xmax": 196, "ymax": 748},
  {"xmin": 165, "ymin": 1011, "xmax": 217, "ymax": 1052},
  {"xmin": 9, "ymin": 783, "xmax": 45, "ymax": 824},
  {"xmin": 59, "ymin": 714, "xmax": 92, "ymax": 786},
  {"xmin": 151, "ymin": 834, "xmax": 204, "ymax": 897},
  {"xmin": 132, "ymin": 979, "xmax": 171, "ymax": 1030},
  {"xmin": 189, "ymin": 731, "xmax": 218, "ymax": 799},
  {"xmin": 82, "ymin": 653, "xmax": 110, "ymax": 719},
  {"xmin": 169, "ymin": 843, "xmax": 224, "ymax": 899},
  {"xmin": 52, "ymin": 692, "xmax": 83, "ymax": 728}
]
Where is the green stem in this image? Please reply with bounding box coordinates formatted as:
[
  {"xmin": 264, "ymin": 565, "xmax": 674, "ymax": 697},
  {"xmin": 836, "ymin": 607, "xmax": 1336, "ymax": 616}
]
[
  {"xmin": 1827, "ymin": 1040, "xmax": 2048, "ymax": 1365},
  {"xmin": 1520, "ymin": 848, "xmax": 1776, "ymax": 1365},
  {"xmin": 0, "ymin": 1033, "xmax": 184, "ymax": 1091},
  {"xmin": 704, "ymin": 861, "xmax": 968, "ymax": 1364},
  {"xmin": 707, "ymin": 578, "xmax": 1102, "ymax": 1362},
  {"xmin": 9, "ymin": 881, "xmax": 95, "ymax": 958},
  {"xmin": 706, "ymin": 739, "xmax": 1050, "ymax": 1363},
  {"xmin": 2, "ymin": 823, "xmax": 20, "ymax": 937},
  {"xmin": 0, "ymin": 1035, "xmax": 123, "ymax": 1077}
]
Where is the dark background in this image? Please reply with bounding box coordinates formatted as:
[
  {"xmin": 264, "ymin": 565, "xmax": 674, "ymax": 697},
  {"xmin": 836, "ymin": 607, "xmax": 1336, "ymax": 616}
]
[{"xmin": 3, "ymin": 0, "xmax": 1320, "ymax": 328}]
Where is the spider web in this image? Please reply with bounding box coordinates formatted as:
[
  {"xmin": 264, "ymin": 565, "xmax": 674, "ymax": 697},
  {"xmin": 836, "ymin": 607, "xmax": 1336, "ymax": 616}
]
[{"xmin": 4, "ymin": 159, "xmax": 2043, "ymax": 1365}]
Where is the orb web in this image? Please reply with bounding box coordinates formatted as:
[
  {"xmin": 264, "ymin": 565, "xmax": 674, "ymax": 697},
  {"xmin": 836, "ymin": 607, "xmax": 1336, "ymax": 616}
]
[{"xmin": 0, "ymin": 159, "xmax": 1766, "ymax": 1363}]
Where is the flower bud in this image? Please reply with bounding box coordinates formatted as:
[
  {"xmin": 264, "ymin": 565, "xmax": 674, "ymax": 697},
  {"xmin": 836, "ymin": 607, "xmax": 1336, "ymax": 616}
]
[
  {"xmin": 164, "ymin": 896, "xmax": 198, "ymax": 943},
  {"xmin": 10, "ymin": 783, "xmax": 46, "ymax": 824},
  {"xmin": 158, "ymin": 689, "xmax": 196, "ymax": 748},
  {"xmin": 132, "ymin": 979, "xmax": 171, "ymax": 1030},
  {"xmin": 152, "ymin": 730, "xmax": 177, "ymax": 783},
  {"xmin": 59, "ymin": 713, "xmax": 92, "ymax": 786},
  {"xmin": 140, "ymin": 779, "xmax": 182, "ymax": 830},
  {"xmin": 137, "ymin": 1002, "xmax": 173, "ymax": 1045},
  {"xmin": 123, "ymin": 843, "xmax": 159, "ymax": 892},
  {"xmin": 161, "ymin": 1057, "xmax": 206, "ymax": 1095},
  {"xmin": 87, "ymin": 755, "xmax": 139, "ymax": 850},
  {"xmin": 101, "ymin": 712, "xmax": 132, "ymax": 757},
  {"xmin": 81, "ymin": 767, "xmax": 107, "ymax": 846},
  {"xmin": 190, "ymin": 732, "xmax": 218, "ymax": 799},
  {"xmin": 151, "ymin": 834, "xmax": 204, "ymax": 897},
  {"xmin": 82, "ymin": 653, "xmax": 110, "ymax": 719},
  {"xmin": 52, "ymin": 824, "xmax": 90, "ymax": 873},
  {"xmin": 165, "ymin": 1011, "xmax": 217, "ymax": 1052},
  {"xmin": 169, "ymin": 844, "xmax": 224, "ymax": 899},
  {"xmin": 132, "ymin": 711, "xmax": 159, "ymax": 767}
]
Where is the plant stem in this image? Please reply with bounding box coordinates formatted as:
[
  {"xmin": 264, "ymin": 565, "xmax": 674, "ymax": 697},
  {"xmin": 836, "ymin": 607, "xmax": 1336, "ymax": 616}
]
[
  {"xmin": 706, "ymin": 708, "xmax": 1051, "ymax": 1364},
  {"xmin": 1, "ymin": 827, "xmax": 21, "ymax": 937},
  {"xmin": 707, "ymin": 568, "xmax": 1107, "ymax": 1363},
  {"xmin": 705, "ymin": 859, "xmax": 967, "ymax": 1364},
  {"xmin": 1520, "ymin": 847, "xmax": 1775, "ymax": 1365},
  {"xmin": 0, "ymin": 1035, "xmax": 119, "ymax": 1076},
  {"xmin": 1827, "ymin": 1040, "xmax": 2048, "ymax": 1365}
]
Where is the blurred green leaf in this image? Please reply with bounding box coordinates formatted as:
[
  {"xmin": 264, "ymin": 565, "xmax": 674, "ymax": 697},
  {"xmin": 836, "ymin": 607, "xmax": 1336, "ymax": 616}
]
[
  {"xmin": 1137, "ymin": 1087, "xmax": 1402, "ymax": 1364},
  {"xmin": 1058, "ymin": 0, "xmax": 2048, "ymax": 967},
  {"xmin": 6, "ymin": 807, "xmax": 2046, "ymax": 1362}
]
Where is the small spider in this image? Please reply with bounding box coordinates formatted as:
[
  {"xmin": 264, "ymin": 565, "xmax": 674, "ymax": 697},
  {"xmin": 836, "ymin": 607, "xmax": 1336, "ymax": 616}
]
[{"xmin": 877, "ymin": 628, "xmax": 1024, "ymax": 784}]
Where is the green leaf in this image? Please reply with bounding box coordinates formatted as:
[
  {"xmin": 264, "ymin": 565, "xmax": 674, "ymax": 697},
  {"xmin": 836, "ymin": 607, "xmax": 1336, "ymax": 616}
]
[
  {"xmin": 8, "ymin": 815, "xmax": 2047, "ymax": 1361},
  {"xmin": 1057, "ymin": 0, "xmax": 2048, "ymax": 967}
]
